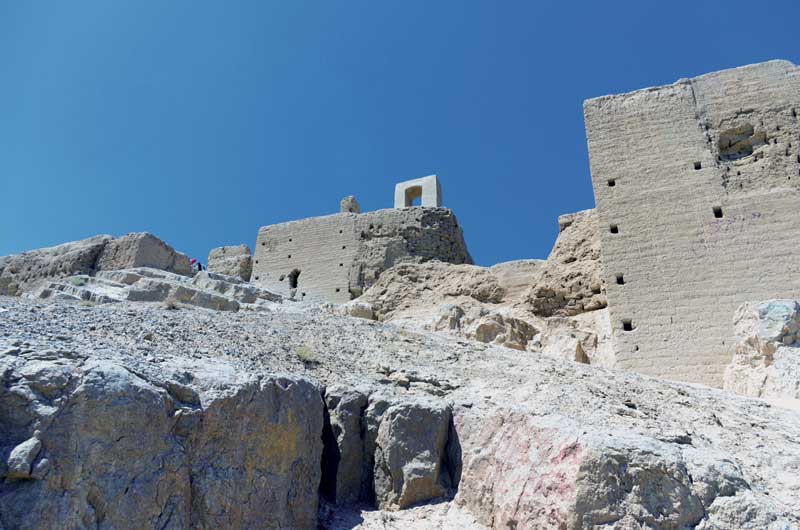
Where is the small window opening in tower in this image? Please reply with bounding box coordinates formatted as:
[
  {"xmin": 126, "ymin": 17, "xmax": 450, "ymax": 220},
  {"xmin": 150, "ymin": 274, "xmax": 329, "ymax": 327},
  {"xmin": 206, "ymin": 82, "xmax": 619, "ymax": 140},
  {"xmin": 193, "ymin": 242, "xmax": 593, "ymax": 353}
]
[
  {"xmin": 615, "ymin": 274, "xmax": 625, "ymax": 285},
  {"xmin": 622, "ymin": 319, "xmax": 635, "ymax": 332},
  {"xmin": 288, "ymin": 269, "xmax": 301, "ymax": 289},
  {"xmin": 713, "ymin": 206, "xmax": 723, "ymax": 218},
  {"xmin": 694, "ymin": 161, "xmax": 702, "ymax": 170},
  {"xmin": 607, "ymin": 179, "xmax": 616, "ymax": 187},
  {"xmin": 609, "ymin": 224, "xmax": 619, "ymax": 234}
]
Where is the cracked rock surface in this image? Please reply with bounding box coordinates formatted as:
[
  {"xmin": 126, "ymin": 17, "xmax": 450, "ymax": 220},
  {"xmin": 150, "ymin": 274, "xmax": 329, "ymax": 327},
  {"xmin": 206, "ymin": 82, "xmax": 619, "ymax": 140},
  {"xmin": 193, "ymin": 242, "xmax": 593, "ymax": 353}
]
[{"xmin": 1, "ymin": 295, "xmax": 799, "ymax": 529}]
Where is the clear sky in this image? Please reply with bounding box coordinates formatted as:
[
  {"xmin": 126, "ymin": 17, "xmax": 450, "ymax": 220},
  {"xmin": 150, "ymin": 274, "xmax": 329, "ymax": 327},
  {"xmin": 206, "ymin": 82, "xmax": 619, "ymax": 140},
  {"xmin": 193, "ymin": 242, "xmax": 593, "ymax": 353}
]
[{"xmin": 2, "ymin": 1, "xmax": 798, "ymax": 266}]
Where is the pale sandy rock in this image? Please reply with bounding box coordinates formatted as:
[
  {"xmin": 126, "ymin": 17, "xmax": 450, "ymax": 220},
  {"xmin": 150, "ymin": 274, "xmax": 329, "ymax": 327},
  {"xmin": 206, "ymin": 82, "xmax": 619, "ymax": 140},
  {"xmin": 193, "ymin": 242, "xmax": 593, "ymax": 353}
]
[
  {"xmin": 0, "ymin": 233, "xmax": 193, "ymax": 298},
  {"xmin": 724, "ymin": 300, "xmax": 800, "ymax": 400},
  {"xmin": 355, "ymin": 256, "xmax": 611, "ymax": 359},
  {"xmin": 339, "ymin": 300, "xmax": 376, "ymax": 320},
  {"xmin": 96, "ymin": 232, "xmax": 191, "ymax": 276},
  {"xmin": 340, "ymin": 196, "xmax": 361, "ymax": 214},
  {"xmin": 5, "ymin": 433, "xmax": 41, "ymax": 479},
  {"xmin": 207, "ymin": 244, "xmax": 252, "ymax": 281},
  {"xmin": 32, "ymin": 268, "xmax": 282, "ymax": 311},
  {"xmin": 0, "ymin": 235, "xmax": 112, "ymax": 296},
  {"xmin": 488, "ymin": 259, "xmax": 544, "ymax": 302},
  {"xmin": 527, "ymin": 208, "xmax": 606, "ymax": 317}
]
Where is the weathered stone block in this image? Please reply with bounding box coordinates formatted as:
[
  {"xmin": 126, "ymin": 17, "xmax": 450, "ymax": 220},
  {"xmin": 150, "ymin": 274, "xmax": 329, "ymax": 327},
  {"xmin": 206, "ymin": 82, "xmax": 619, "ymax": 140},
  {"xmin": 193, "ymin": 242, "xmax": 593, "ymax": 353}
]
[
  {"xmin": 96, "ymin": 232, "xmax": 191, "ymax": 276},
  {"xmin": 207, "ymin": 245, "xmax": 252, "ymax": 281}
]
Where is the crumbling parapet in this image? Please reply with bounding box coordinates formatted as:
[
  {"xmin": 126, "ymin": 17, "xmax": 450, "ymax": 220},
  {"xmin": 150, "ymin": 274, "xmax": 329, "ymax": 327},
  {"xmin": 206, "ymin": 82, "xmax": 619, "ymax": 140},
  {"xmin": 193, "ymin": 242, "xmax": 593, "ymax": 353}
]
[{"xmin": 340, "ymin": 196, "xmax": 361, "ymax": 214}]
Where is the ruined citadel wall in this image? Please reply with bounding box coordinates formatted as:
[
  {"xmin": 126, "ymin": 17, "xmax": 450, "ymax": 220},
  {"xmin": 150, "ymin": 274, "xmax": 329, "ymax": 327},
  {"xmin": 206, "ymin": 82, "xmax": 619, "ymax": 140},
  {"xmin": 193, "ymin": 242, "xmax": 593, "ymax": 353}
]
[
  {"xmin": 252, "ymin": 207, "xmax": 471, "ymax": 303},
  {"xmin": 584, "ymin": 60, "xmax": 800, "ymax": 386}
]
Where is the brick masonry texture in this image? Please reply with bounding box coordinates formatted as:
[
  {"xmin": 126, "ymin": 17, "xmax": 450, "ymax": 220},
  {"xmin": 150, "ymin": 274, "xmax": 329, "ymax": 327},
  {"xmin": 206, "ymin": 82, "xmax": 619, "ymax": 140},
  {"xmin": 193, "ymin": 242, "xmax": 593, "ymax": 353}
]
[
  {"xmin": 584, "ymin": 60, "xmax": 800, "ymax": 386},
  {"xmin": 252, "ymin": 207, "xmax": 472, "ymax": 304}
]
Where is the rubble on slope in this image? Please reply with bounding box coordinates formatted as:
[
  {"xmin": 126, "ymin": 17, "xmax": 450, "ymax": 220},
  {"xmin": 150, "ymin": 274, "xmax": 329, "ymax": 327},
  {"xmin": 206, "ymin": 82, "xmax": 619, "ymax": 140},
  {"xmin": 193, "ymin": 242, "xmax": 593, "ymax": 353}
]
[
  {"xmin": 1, "ymin": 295, "xmax": 798, "ymax": 529},
  {"xmin": 346, "ymin": 209, "xmax": 614, "ymax": 366},
  {"xmin": 30, "ymin": 268, "xmax": 281, "ymax": 311}
]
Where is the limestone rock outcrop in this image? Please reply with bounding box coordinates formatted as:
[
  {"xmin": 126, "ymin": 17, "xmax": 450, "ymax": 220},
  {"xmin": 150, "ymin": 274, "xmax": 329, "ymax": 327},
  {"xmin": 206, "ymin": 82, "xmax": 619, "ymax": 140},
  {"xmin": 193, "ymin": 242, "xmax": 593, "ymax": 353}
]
[
  {"xmin": 340, "ymin": 196, "xmax": 361, "ymax": 214},
  {"xmin": 0, "ymin": 235, "xmax": 112, "ymax": 296},
  {"xmin": 96, "ymin": 232, "xmax": 192, "ymax": 276},
  {"xmin": 1, "ymin": 289, "xmax": 798, "ymax": 529},
  {"xmin": 0, "ymin": 352, "xmax": 323, "ymax": 530},
  {"xmin": 32, "ymin": 268, "xmax": 281, "ymax": 310},
  {"xmin": 373, "ymin": 399, "xmax": 454, "ymax": 510},
  {"xmin": 207, "ymin": 244, "xmax": 253, "ymax": 281},
  {"xmin": 347, "ymin": 209, "xmax": 613, "ymax": 362},
  {"xmin": 527, "ymin": 209, "xmax": 606, "ymax": 317},
  {"xmin": 724, "ymin": 300, "xmax": 800, "ymax": 400},
  {"xmin": 0, "ymin": 233, "xmax": 191, "ymax": 297}
]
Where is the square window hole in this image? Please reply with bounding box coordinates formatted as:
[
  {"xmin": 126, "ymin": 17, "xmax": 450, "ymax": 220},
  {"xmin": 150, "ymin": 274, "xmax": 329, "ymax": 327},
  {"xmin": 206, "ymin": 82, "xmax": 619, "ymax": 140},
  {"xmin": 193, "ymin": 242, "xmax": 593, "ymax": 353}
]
[
  {"xmin": 607, "ymin": 179, "xmax": 616, "ymax": 187},
  {"xmin": 615, "ymin": 274, "xmax": 625, "ymax": 285},
  {"xmin": 288, "ymin": 255, "xmax": 292, "ymax": 258},
  {"xmin": 335, "ymin": 288, "xmax": 341, "ymax": 292},
  {"xmin": 694, "ymin": 161, "xmax": 702, "ymax": 170},
  {"xmin": 713, "ymin": 206, "xmax": 723, "ymax": 218},
  {"xmin": 609, "ymin": 224, "xmax": 619, "ymax": 234},
  {"xmin": 622, "ymin": 319, "xmax": 635, "ymax": 332}
]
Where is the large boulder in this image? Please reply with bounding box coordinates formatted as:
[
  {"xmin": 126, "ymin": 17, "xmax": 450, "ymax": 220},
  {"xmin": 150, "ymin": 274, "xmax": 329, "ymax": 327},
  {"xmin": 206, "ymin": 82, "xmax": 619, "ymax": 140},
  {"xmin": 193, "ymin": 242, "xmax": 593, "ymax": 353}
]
[
  {"xmin": 96, "ymin": 232, "xmax": 191, "ymax": 276},
  {"xmin": 0, "ymin": 353, "xmax": 323, "ymax": 530},
  {"xmin": 373, "ymin": 398, "xmax": 454, "ymax": 510},
  {"xmin": 207, "ymin": 245, "xmax": 252, "ymax": 282},
  {"xmin": 724, "ymin": 300, "xmax": 800, "ymax": 400},
  {"xmin": 0, "ymin": 235, "xmax": 112, "ymax": 296},
  {"xmin": 454, "ymin": 405, "xmax": 791, "ymax": 530}
]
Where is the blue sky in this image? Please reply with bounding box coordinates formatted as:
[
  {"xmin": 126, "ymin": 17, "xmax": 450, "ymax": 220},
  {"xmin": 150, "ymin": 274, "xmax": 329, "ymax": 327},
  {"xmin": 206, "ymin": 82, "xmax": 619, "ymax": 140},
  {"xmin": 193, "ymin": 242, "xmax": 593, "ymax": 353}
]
[{"xmin": 2, "ymin": 1, "xmax": 798, "ymax": 266}]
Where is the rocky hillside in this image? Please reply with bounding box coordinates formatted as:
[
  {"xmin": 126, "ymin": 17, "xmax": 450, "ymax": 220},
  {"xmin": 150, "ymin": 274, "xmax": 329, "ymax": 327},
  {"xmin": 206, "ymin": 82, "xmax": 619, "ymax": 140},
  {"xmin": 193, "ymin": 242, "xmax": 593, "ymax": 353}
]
[
  {"xmin": 348, "ymin": 209, "xmax": 614, "ymax": 367},
  {"xmin": 2, "ymin": 292, "xmax": 799, "ymax": 529}
]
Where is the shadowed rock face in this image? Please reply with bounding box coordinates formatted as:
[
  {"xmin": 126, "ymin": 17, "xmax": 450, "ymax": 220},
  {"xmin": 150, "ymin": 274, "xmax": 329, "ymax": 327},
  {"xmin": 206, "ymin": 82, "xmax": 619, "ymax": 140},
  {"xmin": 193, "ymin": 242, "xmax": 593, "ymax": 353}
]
[{"xmin": 0, "ymin": 354, "xmax": 323, "ymax": 530}]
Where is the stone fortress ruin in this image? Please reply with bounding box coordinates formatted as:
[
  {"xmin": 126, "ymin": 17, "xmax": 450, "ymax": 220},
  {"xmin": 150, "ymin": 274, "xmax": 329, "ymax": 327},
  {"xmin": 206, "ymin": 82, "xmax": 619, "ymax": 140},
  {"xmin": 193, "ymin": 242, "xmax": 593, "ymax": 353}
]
[
  {"xmin": 585, "ymin": 60, "xmax": 800, "ymax": 386},
  {"xmin": 251, "ymin": 175, "xmax": 472, "ymax": 303},
  {"xmin": 3, "ymin": 60, "xmax": 800, "ymax": 530},
  {"xmin": 2, "ymin": 61, "xmax": 798, "ymax": 394},
  {"xmin": 244, "ymin": 61, "xmax": 800, "ymax": 388}
]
